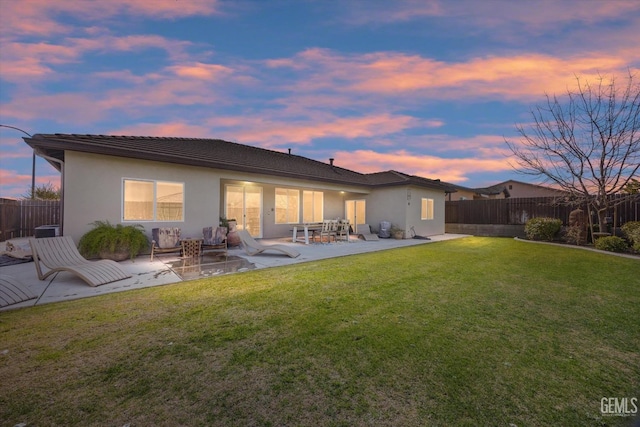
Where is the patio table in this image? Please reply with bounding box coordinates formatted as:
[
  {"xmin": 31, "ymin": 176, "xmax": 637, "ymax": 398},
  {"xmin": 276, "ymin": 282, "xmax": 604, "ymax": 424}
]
[{"xmin": 291, "ymin": 223, "xmax": 323, "ymax": 244}]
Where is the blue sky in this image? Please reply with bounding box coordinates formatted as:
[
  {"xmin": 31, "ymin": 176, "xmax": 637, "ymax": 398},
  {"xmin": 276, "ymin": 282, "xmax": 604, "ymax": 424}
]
[{"xmin": 1, "ymin": 0, "xmax": 639, "ymax": 198}]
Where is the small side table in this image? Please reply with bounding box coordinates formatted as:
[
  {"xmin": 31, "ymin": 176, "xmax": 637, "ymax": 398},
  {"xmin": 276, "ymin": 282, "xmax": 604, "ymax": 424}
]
[{"xmin": 181, "ymin": 238, "xmax": 203, "ymax": 258}]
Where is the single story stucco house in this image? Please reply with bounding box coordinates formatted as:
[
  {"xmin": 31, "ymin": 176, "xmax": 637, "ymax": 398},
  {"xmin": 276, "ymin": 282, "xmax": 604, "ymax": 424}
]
[{"xmin": 24, "ymin": 134, "xmax": 453, "ymax": 244}]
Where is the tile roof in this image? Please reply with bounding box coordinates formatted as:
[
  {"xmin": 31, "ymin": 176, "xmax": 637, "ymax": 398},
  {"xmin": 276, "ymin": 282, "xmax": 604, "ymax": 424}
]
[{"xmin": 24, "ymin": 133, "xmax": 451, "ymax": 191}]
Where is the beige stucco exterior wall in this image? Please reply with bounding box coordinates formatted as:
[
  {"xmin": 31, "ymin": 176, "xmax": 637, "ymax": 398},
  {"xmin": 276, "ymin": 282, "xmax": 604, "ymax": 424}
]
[
  {"xmin": 406, "ymin": 186, "xmax": 446, "ymax": 236},
  {"xmin": 223, "ymin": 180, "xmax": 356, "ymax": 239},
  {"xmin": 64, "ymin": 151, "xmax": 221, "ymax": 244},
  {"xmin": 63, "ymin": 151, "xmax": 370, "ymax": 243},
  {"xmin": 365, "ymin": 185, "xmax": 445, "ymax": 237},
  {"xmin": 62, "ymin": 150, "xmax": 446, "ymax": 244},
  {"xmin": 448, "ymin": 188, "xmax": 476, "ymax": 201}
]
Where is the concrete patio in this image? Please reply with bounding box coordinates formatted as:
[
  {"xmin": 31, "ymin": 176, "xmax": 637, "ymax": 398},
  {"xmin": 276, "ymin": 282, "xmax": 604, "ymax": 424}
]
[{"xmin": 0, "ymin": 233, "xmax": 468, "ymax": 311}]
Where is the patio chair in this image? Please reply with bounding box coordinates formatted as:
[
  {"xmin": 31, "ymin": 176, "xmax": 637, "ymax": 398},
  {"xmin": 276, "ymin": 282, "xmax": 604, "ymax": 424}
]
[
  {"xmin": 202, "ymin": 226, "xmax": 227, "ymax": 254},
  {"xmin": 357, "ymin": 224, "xmax": 379, "ymax": 241},
  {"xmin": 318, "ymin": 219, "xmax": 338, "ymax": 243},
  {"xmin": 336, "ymin": 219, "xmax": 350, "ymax": 242},
  {"xmin": 29, "ymin": 236, "xmax": 131, "ymax": 287},
  {"xmin": 150, "ymin": 227, "xmax": 181, "ymax": 260},
  {"xmin": 237, "ymin": 230, "xmax": 300, "ymax": 258}
]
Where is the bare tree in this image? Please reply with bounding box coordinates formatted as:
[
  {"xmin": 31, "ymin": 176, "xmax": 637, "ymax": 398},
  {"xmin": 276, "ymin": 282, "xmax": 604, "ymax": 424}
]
[{"xmin": 506, "ymin": 72, "xmax": 640, "ymax": 234}]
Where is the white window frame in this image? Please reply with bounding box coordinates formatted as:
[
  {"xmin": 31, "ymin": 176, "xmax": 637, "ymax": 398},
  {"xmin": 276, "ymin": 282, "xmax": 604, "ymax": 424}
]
[
  {"xmin": 421, "ymin": 198, "xmax": 434, "ymax": 220},
  {"xmin": 122, "ymin": 178, "xmax": 185, "ymax": 222},
  {"xmin": 275, "ymin": 188, "xmax": 300, "ymax": 224},
  {"xmin": 302, "ymin": 190, "xmax": 324, "ymax": 223}
]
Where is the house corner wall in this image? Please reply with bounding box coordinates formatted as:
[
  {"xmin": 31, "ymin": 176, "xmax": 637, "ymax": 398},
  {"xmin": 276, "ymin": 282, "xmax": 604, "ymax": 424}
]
[
  {"xmin": 366, "ymin": 186, "xmax": 445, "ymax": 237},
  {"xmin": 63, "ymin": 151, "xmax": 221, "ymax": 246}
]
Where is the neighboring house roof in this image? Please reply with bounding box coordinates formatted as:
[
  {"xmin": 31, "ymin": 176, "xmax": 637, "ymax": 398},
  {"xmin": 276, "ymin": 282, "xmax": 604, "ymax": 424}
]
[
  {"xmin": 448, "ymin": 179, "xmax": 570, "ymax": 199},
  {"xmin": 447, "ymin": 182, "xmax": 509, "ymax": 198},
  {"xmin": 24, "ymin": 133, "xmax": 451, "ymax": 192},
  {"xmin": 493, "ymin": 179, "xmax": 569, "ymax": 197},
  {"xmin": 367, "ymin": 170, "xmax": 455, "ymax": 192}
]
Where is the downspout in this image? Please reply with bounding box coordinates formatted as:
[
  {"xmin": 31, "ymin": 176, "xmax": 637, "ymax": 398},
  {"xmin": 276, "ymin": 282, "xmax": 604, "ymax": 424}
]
[{"xmin": 34, "ymin": 149, "xmax": 65, "ymax": 235}]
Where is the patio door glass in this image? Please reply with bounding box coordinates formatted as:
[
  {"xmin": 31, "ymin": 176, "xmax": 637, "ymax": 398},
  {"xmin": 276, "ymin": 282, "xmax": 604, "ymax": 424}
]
[
  {"xmin": 225, "ymin": 185, "xmax": 262, "ymax": 237},
  {"xmin": 345, "ymin": 199, "xmax": 366, "ymax": 232}
]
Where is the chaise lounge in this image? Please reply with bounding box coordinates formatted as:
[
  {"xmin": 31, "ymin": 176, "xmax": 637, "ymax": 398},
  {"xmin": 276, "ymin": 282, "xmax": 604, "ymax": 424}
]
[
  {"xmin": 29, "ymin": 236, "xmax": 131, "ymax": 287},
  {"xmin": 357, "ymin": 224, "xmax": 379, "ymax": 241},
  {"xmin": 237, "ymin": 230, "xmax": 300, "ymax": 258},
  {"xmin": 0, "ymin": 274, "xmax": 37, "ymax": 308}
]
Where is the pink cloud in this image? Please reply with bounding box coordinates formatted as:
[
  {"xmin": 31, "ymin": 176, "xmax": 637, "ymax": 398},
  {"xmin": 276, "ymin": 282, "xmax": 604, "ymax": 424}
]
[
  {"xmin": 2, "ymin": 57, "xmax": 249, "ymax": 122},
  {"xmin": 0, "ymin": 168, "xmax": 61, "ymax": 198},
  {"xmin": 168, "ymin": 63, "xmax": 235, "ymax": 80},
  {"xmin": 0, "ymin": 42, "xmax": 81, "ymax": 82},
  {"xmin": 272, "ymin": 49, "xmax": 636, "ymax": 102},
  {"xmin": 449, "ymin": 1, "xmax": 640, "ymax": 31},
  {"xmin": 0, "ymin": 149, "xmax": 32, "ymax": 160},
  {"xmin": 346, "ymin": 1, "xmax": 640, "ymax": 31},
  {"xmin": 292, "ymin": 52, "xmax": 640, "ymax": 99},
  {"xmin": 69, "ymin": 34, "xmax": 193, "ymax": 60},
  {"xmin": 1, "ymin": 32, "xmax": 195, "ymax": 85},
  {"xmin": 113, "ymin": 122, "xmax": 214, "ymax": 138},
  {"xmin": 334, "ymin": 149, "xmax": 512, "ymax": 184},
  {"xmin": 339, "ymin": 1, "xmax": 443, "ymax": 25},
  {"xmin": 0, "ymin": 168, "xmax": 32, "ymax": 195},
  {"xmin": 2, "ymin": 93, "xmax": 108, "ymax": 123},
  {"xmin": 0, "ymin": 0, "xmax": 222, "ymax": 37},
  {"xmin": 207, "ymin": 114, "xmax": 421, "ymax": 147}
]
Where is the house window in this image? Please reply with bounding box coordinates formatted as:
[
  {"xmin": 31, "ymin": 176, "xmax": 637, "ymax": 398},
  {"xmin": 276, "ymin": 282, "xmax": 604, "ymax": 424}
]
[
  {"xmin": 123, "ymin": 179, "xmax": 184, "ymax": 221},
  {"xmin": 275, "ymin": 188, "xmax": 299, "ymax": 224},
  {"xmin": 302, "ymin": 190, "xmax": 323, "ymax": 223},
  {"xmin": 421, "ymin": 198, "xmax": 434, "ymax": 220}
]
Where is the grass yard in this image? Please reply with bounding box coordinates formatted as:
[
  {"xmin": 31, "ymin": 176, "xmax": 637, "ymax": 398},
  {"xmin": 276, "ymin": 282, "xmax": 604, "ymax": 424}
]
[{"xmin": 0, "ymin": 237, "xmax": 638, "ymax": 426}]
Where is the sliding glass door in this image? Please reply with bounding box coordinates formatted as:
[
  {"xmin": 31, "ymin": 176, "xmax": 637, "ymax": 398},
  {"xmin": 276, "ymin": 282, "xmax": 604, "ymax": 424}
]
[{"xmin": 225, "ymin": 185, "xmax": 262, "ymax": 237}]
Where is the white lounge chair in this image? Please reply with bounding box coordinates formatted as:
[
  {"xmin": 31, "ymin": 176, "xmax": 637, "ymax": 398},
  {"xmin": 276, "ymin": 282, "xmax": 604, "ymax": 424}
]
[
  {"xmin": 30, "ymin": 236, "xmax": 131, "ymax": 287},
  {"xmin": 0, "ymin": 275, "xmax": 37, "ymax": 308},
  {"xmin": 237, "ymin": 230, "xmax": 300, "ymax": 258},
  {"xmin": 357, "ymin": 224, "xmax": 379, "ymax": 241}
]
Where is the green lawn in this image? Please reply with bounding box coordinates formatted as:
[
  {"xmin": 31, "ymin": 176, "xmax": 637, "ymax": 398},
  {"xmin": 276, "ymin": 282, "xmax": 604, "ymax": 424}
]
[{"xmin": 1, "ymin": 237, "xmax": 638, "ymax": 426}]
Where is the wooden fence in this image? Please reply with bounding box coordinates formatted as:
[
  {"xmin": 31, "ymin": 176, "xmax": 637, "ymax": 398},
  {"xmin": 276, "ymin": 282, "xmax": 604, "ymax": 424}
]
[
  {"xmin": 0, "ymin": 198, "xmax": 61, "ymax": 241},
  {"xmin": 445, "ymin": 195, "xmax": 640, "ymax": 226}
]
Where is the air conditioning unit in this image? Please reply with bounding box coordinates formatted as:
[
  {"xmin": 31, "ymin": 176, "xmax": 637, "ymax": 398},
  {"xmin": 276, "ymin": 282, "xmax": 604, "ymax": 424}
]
[{"xmin": 35, "ymin": 225, "xmax": 60, "ymax": 238}]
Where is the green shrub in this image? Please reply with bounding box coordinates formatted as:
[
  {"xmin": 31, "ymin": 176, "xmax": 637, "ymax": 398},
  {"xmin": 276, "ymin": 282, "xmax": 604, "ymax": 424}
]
[
  {"xmin": 594, "ymin": 235, "xmax": 628, "ymax": 253},
  {"xmin": 525, "ymin": 217, "xmax": 562, "ymax": 241},
  {"xmin": 78, "ymin": 220, "xmax": 148, "ymax": 260},
  {"xmin": 621, "ymin": 221, "xmax": 640, "ymax": 252},
  {"xmin": 564, "ymin": 225, "xmax": 586, "ymax": 245}
]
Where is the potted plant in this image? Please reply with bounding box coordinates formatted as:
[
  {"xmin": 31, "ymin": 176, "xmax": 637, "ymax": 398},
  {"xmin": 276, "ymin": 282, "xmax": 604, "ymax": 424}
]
[
  {"xmin": 78, "ymin": 220, "xmax": 149, "ymax": 261},
  {"xmin": 390, "ymin": 225, "xmax": 405, "ymax": 239},
  {"xmin": 221, "ymin": 216, "xmax": 240, "ymax": 247}
]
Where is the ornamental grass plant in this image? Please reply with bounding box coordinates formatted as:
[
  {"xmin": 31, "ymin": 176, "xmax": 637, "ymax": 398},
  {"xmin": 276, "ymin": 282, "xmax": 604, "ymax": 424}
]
[{"xmin": 77, "ymin": 220, "xmax": 148, "ymax": 260}]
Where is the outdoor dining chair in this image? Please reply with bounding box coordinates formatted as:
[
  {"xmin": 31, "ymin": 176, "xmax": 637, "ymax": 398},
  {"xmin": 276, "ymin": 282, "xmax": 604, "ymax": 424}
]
[{"xmin": 318, "ymin": 219, "xmax": 338, "ymax": 243}]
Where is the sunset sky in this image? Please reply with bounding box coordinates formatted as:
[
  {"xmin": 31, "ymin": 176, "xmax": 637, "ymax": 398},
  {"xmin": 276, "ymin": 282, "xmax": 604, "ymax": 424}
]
[{"xmin": 1, "ymin": 0, "xmax": 639, "ymax": 198}]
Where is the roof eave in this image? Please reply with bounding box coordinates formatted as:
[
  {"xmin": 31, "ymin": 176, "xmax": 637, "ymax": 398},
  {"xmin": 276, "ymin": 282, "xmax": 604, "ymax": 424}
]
[{"xmin": 24, "ymin": 135, "xmax": 372, "ymax": 186}]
